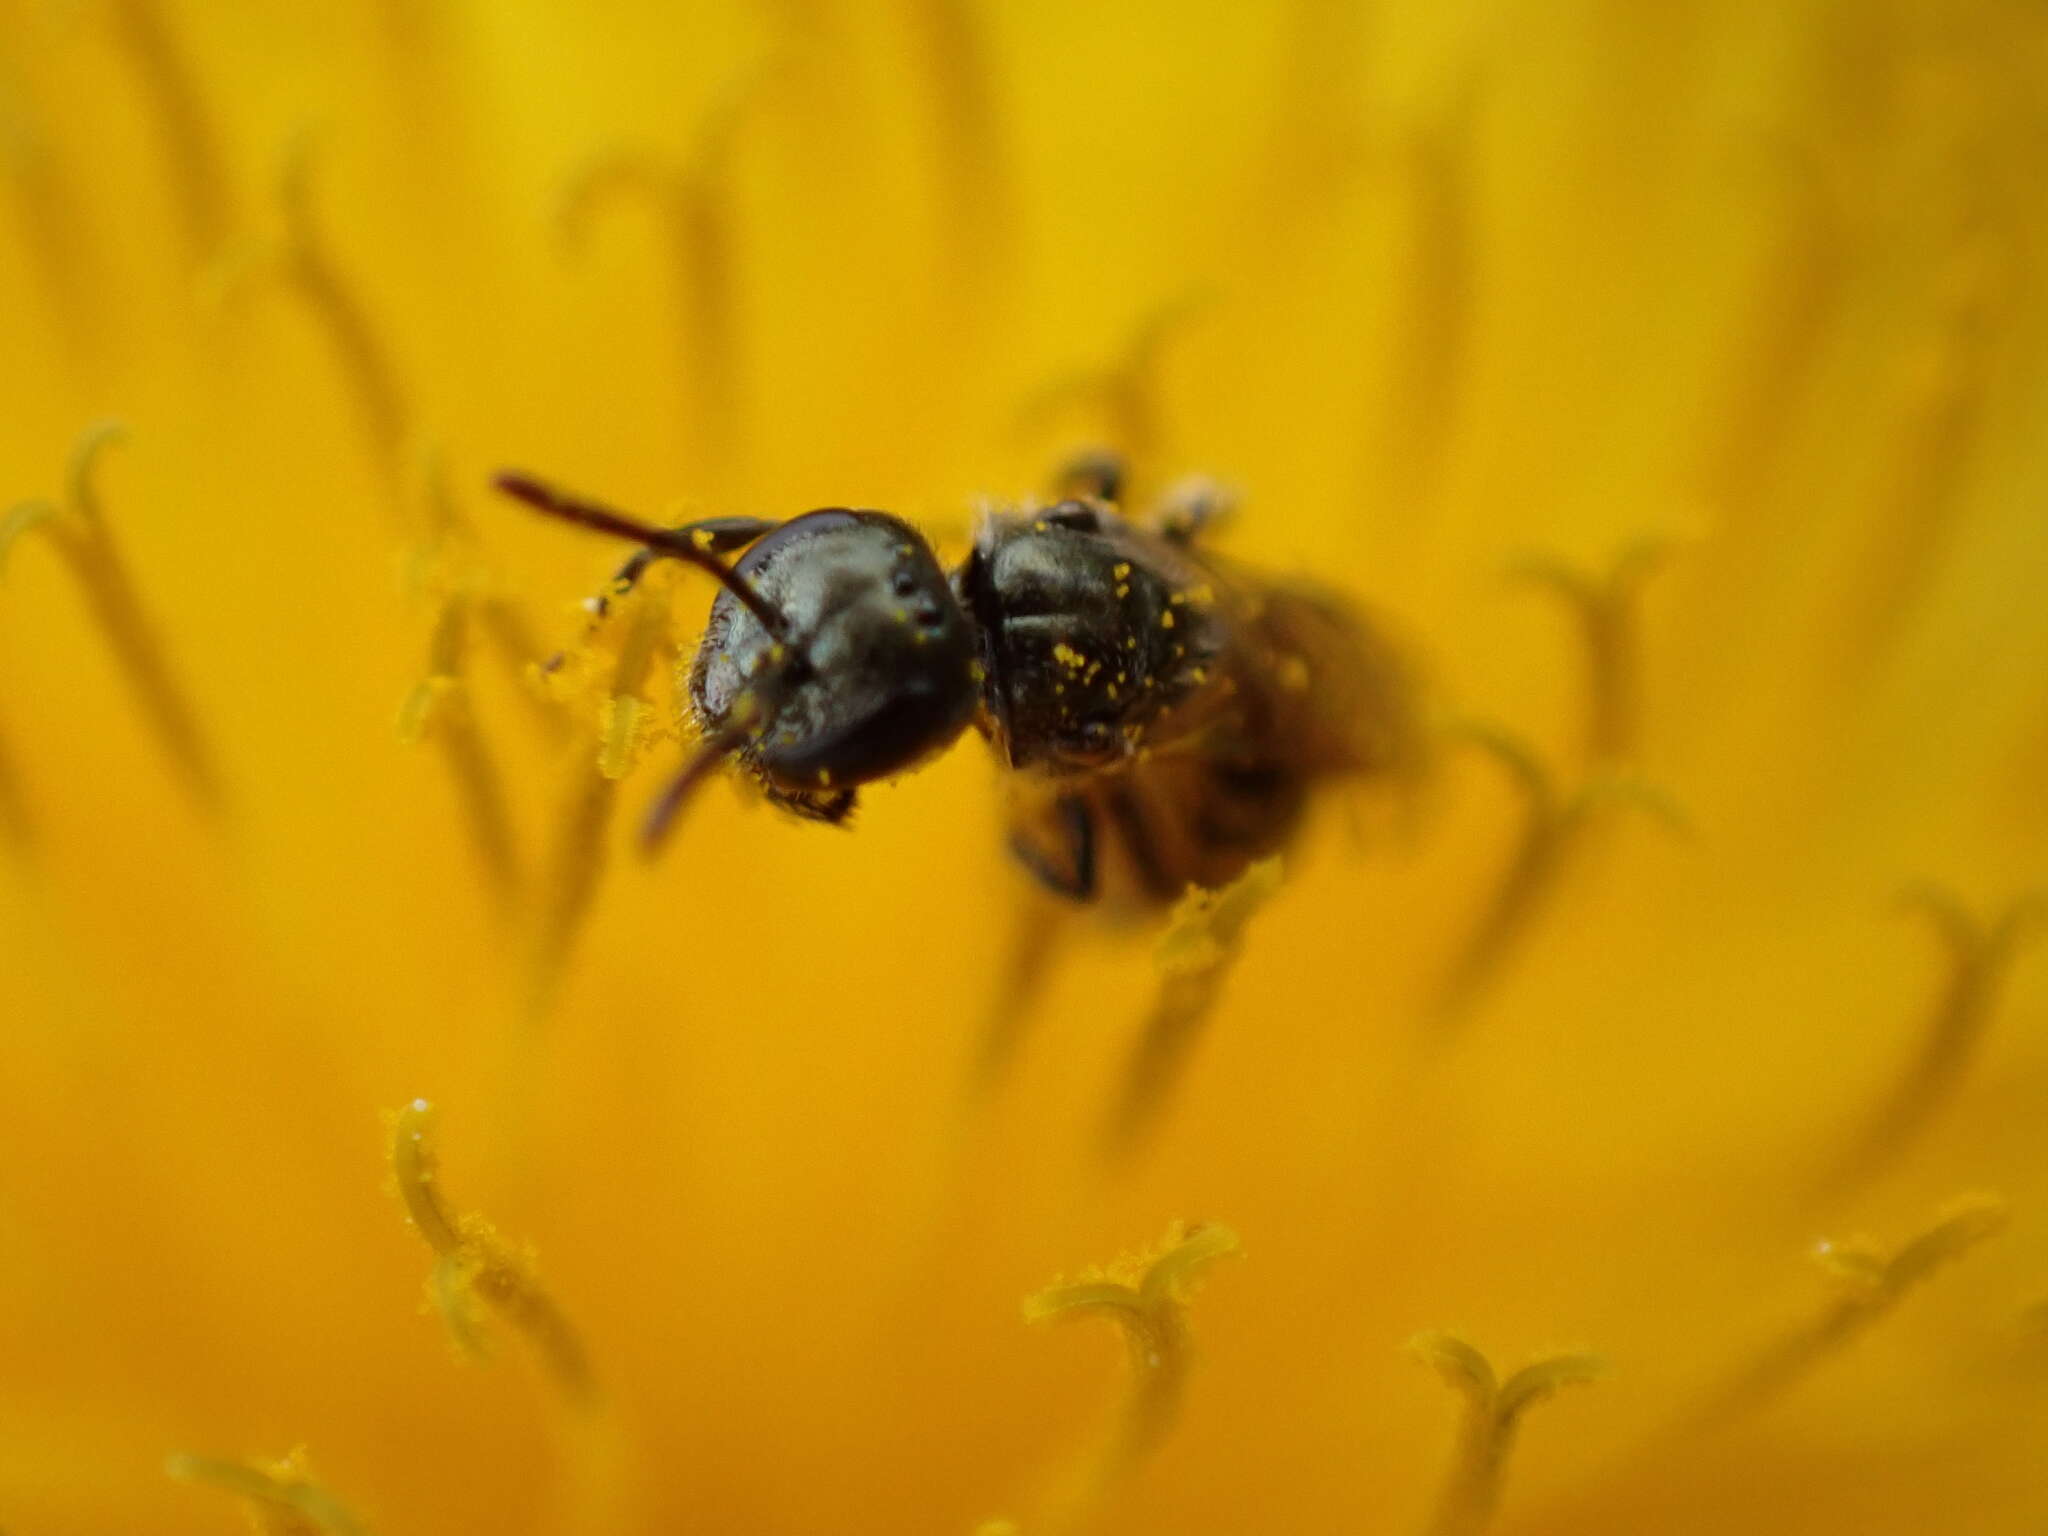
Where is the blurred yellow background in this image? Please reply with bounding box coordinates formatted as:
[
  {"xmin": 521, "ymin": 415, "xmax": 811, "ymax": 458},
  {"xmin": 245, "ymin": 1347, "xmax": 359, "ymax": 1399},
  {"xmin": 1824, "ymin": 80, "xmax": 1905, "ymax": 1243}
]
[{"xmin": 2, "ymin": 1, "xmax": 2046, "ymax": 1532}]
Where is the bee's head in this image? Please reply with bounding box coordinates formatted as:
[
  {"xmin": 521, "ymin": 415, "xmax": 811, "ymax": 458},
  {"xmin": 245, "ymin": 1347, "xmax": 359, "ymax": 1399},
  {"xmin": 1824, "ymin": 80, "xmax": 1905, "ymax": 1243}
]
[
  {"xmin": 496, "ymin": 470, "xmax": 978, "ymax": 843},
  {"xmin": 693, "ymin": 510, "xmax": 980, "ymax": 802}
]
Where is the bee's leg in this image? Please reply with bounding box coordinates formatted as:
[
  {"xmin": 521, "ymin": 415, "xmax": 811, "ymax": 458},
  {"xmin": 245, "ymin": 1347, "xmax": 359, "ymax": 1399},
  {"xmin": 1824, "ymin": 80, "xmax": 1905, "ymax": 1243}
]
[
  {"xmin": 1150, "ymin": 475, "xmax": 1236, "ymax": 547},
  {"xmin": 1102, "ymin": 784, "xmax": 1182, "ymax": 904},
  {"xmin": 545, "ymin": 516, "xmax": 779, "ymax": 670},
  {"xmin": 763, "ymin": 781, "xmax": 859, "ymax": 824},
  {"xmin": 972, "ymin": 795, "xmax": 1092, "ymax": 1094},
  {"xmin": 1005, "ymin": 792, "xmax": 1097, "ymax": 901},
  {"xmin": 1053, "ymin": 448, "xmax": 1127, "ymax": 506},
  {"xmin": 969, "ymin": 886, "xmax": 1072, "ymax": 1094}
]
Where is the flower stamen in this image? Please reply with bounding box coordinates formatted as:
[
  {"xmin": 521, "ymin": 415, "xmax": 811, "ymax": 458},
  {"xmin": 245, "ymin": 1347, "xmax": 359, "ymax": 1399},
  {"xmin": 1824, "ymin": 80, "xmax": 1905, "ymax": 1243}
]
[
  {"xmin": 1375, "ymin": 74, "xmax": 1479, "ymax": 517},
  {"xmin": 1409, "ymin": 1332, "xmax": 1608, "ymax": 1536},
  {"xmin": 1433, "ymin": 719, "xmax": 1687, "ymax": 1027},
  {"xmin": 408, "ymin": 448, "xmax": 565, "ymax": 742},
  {"xmin": 106, "ymin": 0, "xmax": 230, "ymax": 261},
  {"xmin": 397, "ymin": 594, "xmax": 522, "ymax": 904},
  {"xmin": 1023, "ymin": 1222, "xmax": 1242, "ymax": 1526},
  {"xmin": 1509, "ymin": 539, "xmax": 1670, "ymax": 768},
  {"xmin": 1022, "ymin": 294, "xmax": 1210, "ymax": 478},
  {"xmin": 165, "ymin": 1448, "xmax": 370, "ymax": 1536},
  {"xmin": 4, "ymin": 422, "xmax": 225, "ymax": 815},
  {"xmin": 968, "ymin": 887, "xmax": 1071, "ymax": 1094},
  {"xmin": 1820, "ymin": 885, "xmax": 2043, "ymax": 1199},
  {"xmin": 1102, "ymin": 857, "xmax": 1284, "ymax": 1164},
  {"xmin": 1691, "ymin": 85, "xmax": 1863, "ymax": 523},
  {"xmin": 1681, "ymin": 1193, "xmax": 2007, "ymax": 1435},
  {"xmin": 527, "ymin": 583, "xmax": 673, "ymax": 1021},
  {"xmin": 389, "ymin": 1099, "xmax": 597, "ymax": 1404},
  {"xmin": 557, "ymin": 72, "xmax": 770, "ymax": 494},
  {"xmin": 905, "ymin": 0, "xmax": 1008, "ymax": 295},
  {"xmin": 205, "ymin": 134, "xmax": 409, "ymax": 497},
  {"xmin": 0, "ymin": 715, "xmax": 30, "ymax": 855}
]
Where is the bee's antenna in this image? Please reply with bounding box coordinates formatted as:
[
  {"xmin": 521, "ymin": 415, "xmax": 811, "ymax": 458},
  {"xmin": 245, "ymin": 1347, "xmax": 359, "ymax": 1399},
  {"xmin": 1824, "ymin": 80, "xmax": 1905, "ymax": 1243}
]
[
  {"xmin": 639, "ymin": 721, "xmax": 749, "ymax": 855},
  {"xmin": 494, "ymin": 470, "xmax": 790, "ymax": 639}
]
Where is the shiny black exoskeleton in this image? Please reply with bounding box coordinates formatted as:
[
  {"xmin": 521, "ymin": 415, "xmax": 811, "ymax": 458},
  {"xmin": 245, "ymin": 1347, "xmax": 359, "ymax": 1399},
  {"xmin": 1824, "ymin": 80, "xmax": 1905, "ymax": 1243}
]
[
  {"xmin": 499, "ymin": 465, "xmax": 1416, "ymax": 888},
  {"xmin": 956, "ymin": 481, "xmax": 1416, "ymax": 907},
  {"xmin": 957, "ymin": 499, "xmax": 1225, "ymax": 773},
  {"xmin": 495, "ymin": 473, "xmax": 977, "ymax": 847},
  {"xmin": 692, "ymin": 509, "xmax": 977, "ymax": 821}
]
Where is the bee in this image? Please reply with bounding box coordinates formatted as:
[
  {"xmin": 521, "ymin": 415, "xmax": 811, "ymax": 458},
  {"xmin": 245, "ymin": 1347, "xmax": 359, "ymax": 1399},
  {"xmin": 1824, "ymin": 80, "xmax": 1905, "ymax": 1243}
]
[
  {"xmin": 500, "ymin": 460, "xmax": 1419, "ymax": 1154},
  {"xmin": 955, "ymin": 459, "xmax": 1419, "ymax": 911},
  {"xmin": 498, "ymin": 459, "xmax": 1417, "ymax": 887}
]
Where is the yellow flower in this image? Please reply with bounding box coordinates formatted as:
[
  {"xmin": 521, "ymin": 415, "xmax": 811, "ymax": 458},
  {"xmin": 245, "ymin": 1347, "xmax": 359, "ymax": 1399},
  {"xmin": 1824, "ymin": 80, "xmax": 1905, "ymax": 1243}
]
[{"xmin": 3, "ymin": 3, "xmax": 2046, "ymax": 1534}]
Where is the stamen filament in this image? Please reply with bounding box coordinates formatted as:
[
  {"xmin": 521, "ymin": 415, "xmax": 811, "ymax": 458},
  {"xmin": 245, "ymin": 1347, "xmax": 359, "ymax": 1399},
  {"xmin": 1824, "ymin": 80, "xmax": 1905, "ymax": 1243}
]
[
  {"xmin": 409, "ymin": 448, "xmax": 564, "ymax": 743},
  {"xmin": 397, "ymin": 594, "xmax": 522, "ymax": 903},
  {"xmin": 528, "ymin": 584, "xmax": 671, "ymax": 1022},
  {"xmin": 1410, "ymin": 1333, "xmax": 1607, "ymax": 1536},
  {"xmin": 1434, "ymin": 720, "xmax": 1687, "ymax": 1027},
  {"xmin": 1681, "ymin": 1194, "xmax": 2007, "ymax": 1435},
  {"xmin": 0, "ymin": 714, "xmax": 33, "ymax": 854},
  {"xmin": 389, "ymin": 1099, "xmax": 596, "ymax": 1403},
  {"xmin": 106, "ymin": 0, "xmax": 229, "ymax": 260},
  {"xmin": 5, "ymin": 424, "xmax": 225, "ymax": 815},
  {"xmin": 1023, "ymin": 296, "xmax": 1209, "ymax": 475},
  {"xmin": 1102, "ymin": 858, "xmax": 1284, "ymax": 1164},
  {"xmin": 1821, "ymin": 885, "xmax": 2042, "ymax": 1199},
  {"xmin": 166, "ymin": 1449, "xmax": 370, "ymax": 1536},
  {"xmin": 1376, "ymin": 76, "xmax": 1478, "ymax": 515},
  {"xmin": 906, "ymin": 0, "xmax": 1008, "ymax": 293},
  {"xmin": 204, "ymin": 133, "xmax": 411, "ymax": 497},
  {"xmin": 1509, "ymin": 539, "xmax": 1669, "ymax": 767},
  {"xmin": 1024, "ymin": 1222, "xmax": 1241, "ymax": 1524},
  {"xmin": 555, "ymin": 78, "xmax": 766, "ymax": 493},
  {"xmin": 1692, "ymin": 145, "xmax": 1847, "ymax": 522}
]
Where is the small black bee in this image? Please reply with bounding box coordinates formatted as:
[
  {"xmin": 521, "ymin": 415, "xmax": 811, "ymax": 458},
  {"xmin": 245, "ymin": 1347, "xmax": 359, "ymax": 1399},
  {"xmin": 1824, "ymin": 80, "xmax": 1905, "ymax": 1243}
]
[{"xmin": 497, "ymin": 461, "xmax": 1417, "ymax": 889}]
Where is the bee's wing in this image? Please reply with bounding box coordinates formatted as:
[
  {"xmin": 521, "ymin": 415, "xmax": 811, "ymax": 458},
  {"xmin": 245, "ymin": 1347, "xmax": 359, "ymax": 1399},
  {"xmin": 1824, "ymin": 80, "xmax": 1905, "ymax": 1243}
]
[{"xmin": 1232, "ymin": 575, "xmax": 1426, "ymax": 782}]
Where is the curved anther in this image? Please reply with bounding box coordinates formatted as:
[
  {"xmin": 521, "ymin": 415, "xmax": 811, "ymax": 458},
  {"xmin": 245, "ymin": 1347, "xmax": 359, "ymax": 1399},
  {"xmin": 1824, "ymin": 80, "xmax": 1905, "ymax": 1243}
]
[
  {"xmin": 1819, "ymin": 884, "xmax": 2044, "ymax": 1199},
  {"xmin": 389, "ymin": 1100, "xmax": 596, "ymax": 1404},
  {"xmin": 1410, "ymin": 1332, "xmax": 1608, "ymax": 1536},
  {"xmin": 3, "ymin": 423, "xmax": 224, "ymax": 814},
  {"xmin": 1679, "ymin": 1194, "xmax": 2006, "ymax": 1436},
  {"xmin": 1024, "ymin": 1220, "xmax": 1242, "ymax": 1517},
  {"xmin": 1508, "ymin": 537, "xmax": 1670, "ymax": 767},
  {"xmin": 166, "ymin": 1449, "xmax": 370, "ymax": 1536},
  {"xmin": 1433, "ymin": 719, "xmax": 1687, "ymax": 1028}
]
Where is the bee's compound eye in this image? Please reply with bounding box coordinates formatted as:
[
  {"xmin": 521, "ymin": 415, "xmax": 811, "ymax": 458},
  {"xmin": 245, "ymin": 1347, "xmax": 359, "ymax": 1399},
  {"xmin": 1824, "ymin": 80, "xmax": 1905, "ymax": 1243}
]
[{"xmin": 892, "ymin": 568, "xmax": 920, "ymax": 598}]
